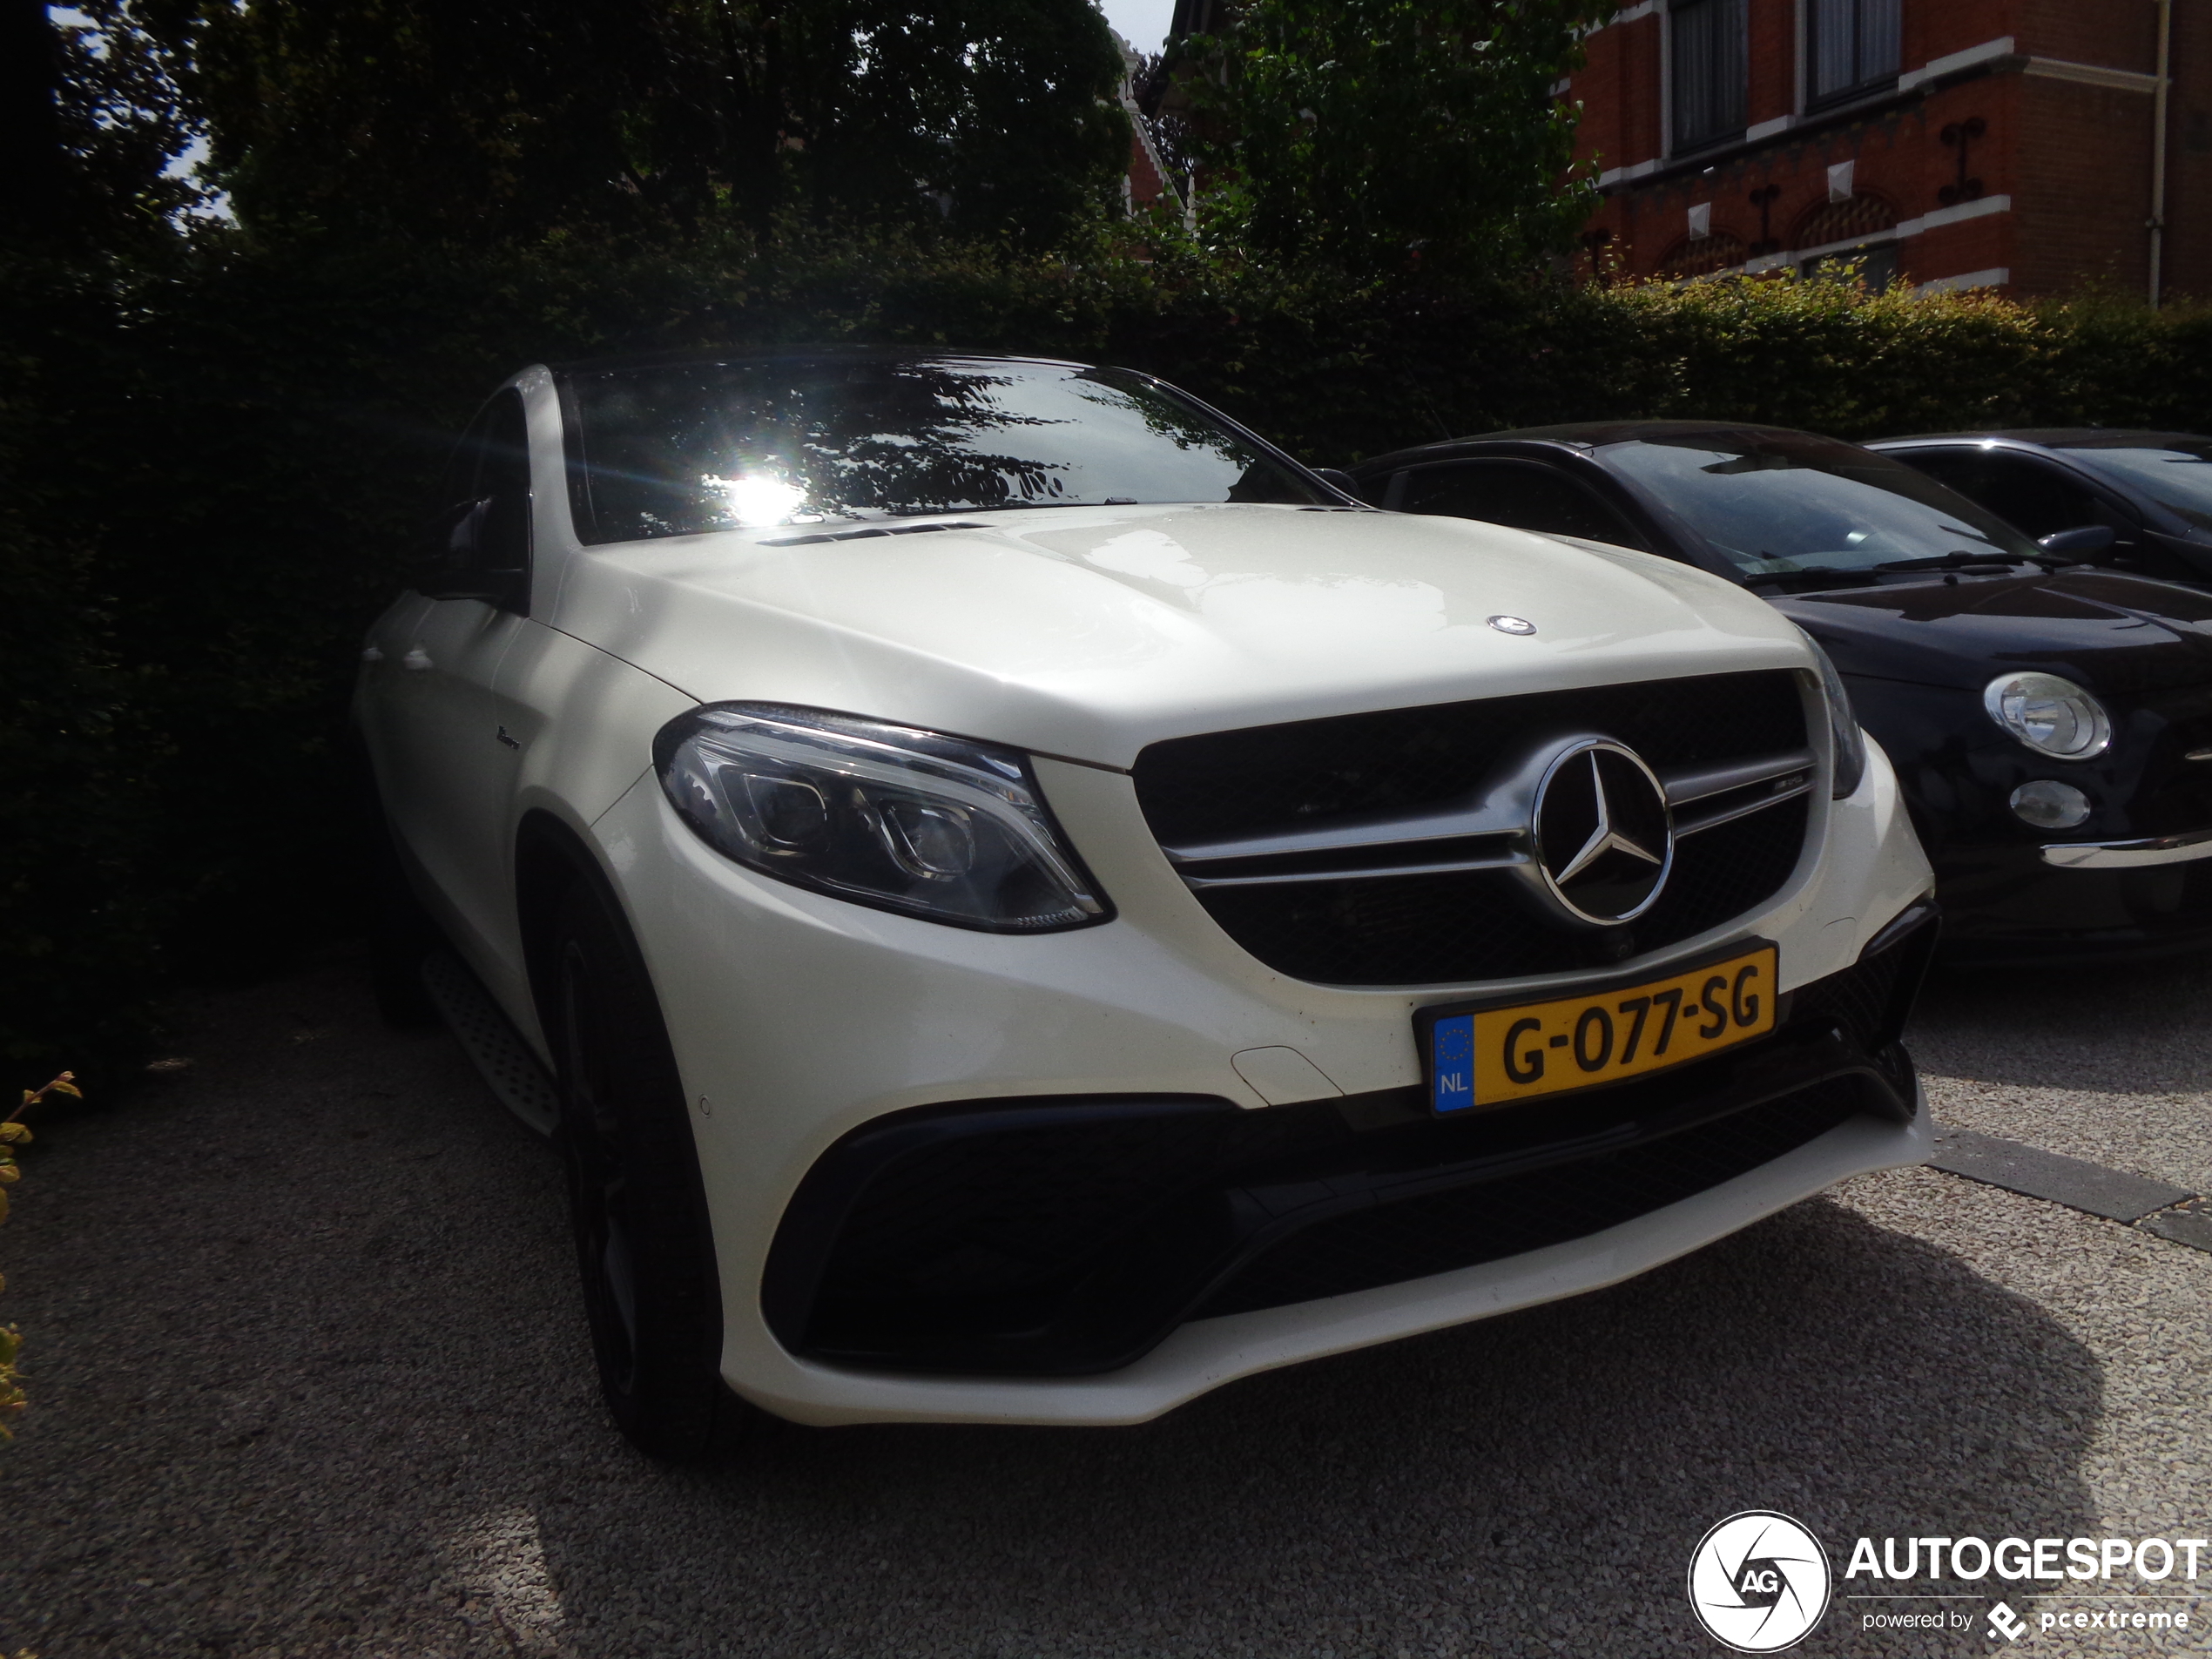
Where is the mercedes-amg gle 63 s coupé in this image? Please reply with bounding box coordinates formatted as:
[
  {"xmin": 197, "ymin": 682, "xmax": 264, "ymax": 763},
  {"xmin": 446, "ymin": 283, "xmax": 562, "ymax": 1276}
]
[{"xmin": 356, "ymin": 351, "xmax": 1938, "ymax": 1460}]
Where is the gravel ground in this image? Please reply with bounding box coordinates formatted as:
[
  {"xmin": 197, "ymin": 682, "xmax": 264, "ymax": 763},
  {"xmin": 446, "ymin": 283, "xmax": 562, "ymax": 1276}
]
[{"xmin": 2, "ymin": 949, "xmax": 2209, "ymax": 1658}]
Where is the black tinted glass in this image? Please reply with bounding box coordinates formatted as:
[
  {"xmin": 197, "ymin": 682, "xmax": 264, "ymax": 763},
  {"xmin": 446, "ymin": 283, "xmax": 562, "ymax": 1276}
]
[
  {"xmin": 2057, "ymin": 441, "xmax": 2212, "ymax": 531},
  {"xmin": 1398, "ymin": 460, "xmax": 1645, "ymax": 548},
  {"xmin": 559, "ymin": 356, "xmax": 1324, "ymax": 543},
  {"xmin": 1603, "ymin": 428, "xmax": 2040, "ymax": 575},
  {"xmin": 478, "ymin": 390, "xmax": 531, "ymax": 574},
  {"xmin": 1894, "ymin": 449, "xmax": 2100, "ymax": 539}
]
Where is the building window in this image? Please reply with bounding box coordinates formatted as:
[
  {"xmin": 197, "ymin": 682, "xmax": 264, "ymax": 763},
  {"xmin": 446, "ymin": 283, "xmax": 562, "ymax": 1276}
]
[
  {"xmin": 1671, "ymin": 0, "xmax": 1747, "ymax": 152},
  {"xmin": 1800, "ymin": 243, "xmax": 1899, "ymax": 291},
  {"xmin": 1808, "ymin": 0, "xmax": 1900, "ymax": 104},
  {"xmin": 1661, "ymin": 229, "xmax": 1749, "ymax": 279}
]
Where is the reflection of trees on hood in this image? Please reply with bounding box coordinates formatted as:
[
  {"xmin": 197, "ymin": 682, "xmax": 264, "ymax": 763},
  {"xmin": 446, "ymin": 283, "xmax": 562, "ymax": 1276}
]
[{"xmin": 148, "ymin": 0, "xmax": 1129, "ymax": 247}]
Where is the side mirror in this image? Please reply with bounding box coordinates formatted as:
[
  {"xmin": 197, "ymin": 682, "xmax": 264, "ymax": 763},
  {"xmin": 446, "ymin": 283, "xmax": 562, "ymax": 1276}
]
[
  {"xmin": 1311, "ymin": 466, "xmax": 1361, "ymax": 498},
  {"xmin": 414, "ymin": 498, "xmax": 484, "ymax": 581},
  {"xmin": 2038, "ymin": 524, "xmax": 2117, "ymax": 561}
]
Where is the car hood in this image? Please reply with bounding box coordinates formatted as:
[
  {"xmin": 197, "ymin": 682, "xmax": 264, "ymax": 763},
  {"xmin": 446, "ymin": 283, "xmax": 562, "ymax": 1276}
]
[
  {"xmin": 549, "ymin": 503, "xmax": 1811, "ymax": 767},
  {"xmin": 1770, "ymin": 570, "xmax": 2212, "ymax": 698}
]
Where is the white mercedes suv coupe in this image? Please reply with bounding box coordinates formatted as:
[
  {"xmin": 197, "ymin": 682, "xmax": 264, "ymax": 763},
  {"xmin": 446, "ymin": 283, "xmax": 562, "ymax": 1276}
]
[{"xmin": 356, "ymin": 350, "xmax": 1937, "ymax": 1460}]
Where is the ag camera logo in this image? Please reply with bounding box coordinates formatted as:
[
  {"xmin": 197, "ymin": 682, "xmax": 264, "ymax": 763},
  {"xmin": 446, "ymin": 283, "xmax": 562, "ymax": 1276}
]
[{"xmin": 1689, "ymin": 1511, "xmax": 1833, "ymax": 1651}]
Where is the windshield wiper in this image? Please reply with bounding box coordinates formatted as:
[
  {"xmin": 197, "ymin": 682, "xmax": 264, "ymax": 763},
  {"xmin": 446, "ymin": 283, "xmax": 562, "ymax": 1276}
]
[
  {"xmin": 1872, "ymin": 549, "xmax": 2039, "ymax": 572},
  {"xmin": 1738, "ymin": 566, "xmax": 1882, "ymax": 590},
  {"xmin": 959, "ymin": 499, "xmax": 1127, "ymax": 513}
]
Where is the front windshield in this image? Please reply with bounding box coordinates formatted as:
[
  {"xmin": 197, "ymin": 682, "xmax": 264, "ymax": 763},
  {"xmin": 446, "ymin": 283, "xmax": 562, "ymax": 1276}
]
[
  {"xmin": 558, "ymin": 355, "xmax": 1326, "ymax": 543},
  {"xmin": 1602, "ymin": 428, "xmax": 2041, "ymax": 577},
  {"xmin": 2059, "ymin": 440, "xmax": 2212, "ymax": 532}
]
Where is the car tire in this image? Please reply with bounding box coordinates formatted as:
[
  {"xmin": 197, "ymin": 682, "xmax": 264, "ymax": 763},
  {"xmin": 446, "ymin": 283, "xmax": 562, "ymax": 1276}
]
[{"xmin": 545, "ymin": 875, "xmax": 755, "ymax": 1461}]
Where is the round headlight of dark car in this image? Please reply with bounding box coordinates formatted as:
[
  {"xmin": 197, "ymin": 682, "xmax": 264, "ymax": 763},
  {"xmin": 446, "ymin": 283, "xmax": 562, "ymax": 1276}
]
[{"xmin": 1983, "ymin": 673, "xmax": 2112, "ymax": 760}]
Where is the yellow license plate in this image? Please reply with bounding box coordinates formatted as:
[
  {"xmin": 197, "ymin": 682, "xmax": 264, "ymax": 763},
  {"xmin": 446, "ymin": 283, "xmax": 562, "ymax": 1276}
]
[{"xmin": 1422, "ymin": 943, "xmax": 1778, "ymax": 1114}]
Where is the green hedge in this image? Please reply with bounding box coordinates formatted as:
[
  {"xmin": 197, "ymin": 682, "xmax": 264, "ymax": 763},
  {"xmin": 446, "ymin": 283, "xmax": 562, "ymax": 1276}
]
[{"xmin": 4, "ymin": 233, "xmax": 2209, "ymax": 1079}]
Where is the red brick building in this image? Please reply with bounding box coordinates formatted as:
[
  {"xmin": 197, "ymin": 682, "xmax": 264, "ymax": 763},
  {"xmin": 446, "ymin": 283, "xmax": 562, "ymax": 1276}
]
[{"xmin": 1568, "ymin": 0, "xmax": 2208, "ymax": 299}]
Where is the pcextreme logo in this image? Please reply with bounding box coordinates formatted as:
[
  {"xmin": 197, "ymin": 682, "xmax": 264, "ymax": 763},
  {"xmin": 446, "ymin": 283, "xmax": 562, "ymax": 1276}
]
[{"xmin": 1688, "ymin": 1512, "xmax": 1834, "ymax": 1652}]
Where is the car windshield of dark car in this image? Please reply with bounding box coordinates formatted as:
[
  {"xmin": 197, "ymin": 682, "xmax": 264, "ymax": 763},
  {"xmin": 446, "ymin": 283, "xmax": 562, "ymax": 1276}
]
[
  {"xmin": 1601, "ymin": 430, "xmax": 2041, "ymax": 577},
  {"xmin": 558, "ymin": 357, "xmax": 1326, "ymax": 543},
  {"xmin": 2056, "ymin": 440, "xmax": 2212, "ymax": 532}
]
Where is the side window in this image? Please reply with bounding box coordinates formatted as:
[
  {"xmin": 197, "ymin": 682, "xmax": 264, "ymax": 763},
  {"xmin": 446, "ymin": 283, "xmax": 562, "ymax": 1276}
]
[
  {"xmin": 1395, "ymin": 461, "xmax": 1649, "ymax": 550},
  {"xmin": 420, "ymin": 388, "xmax": 532, "ymax": 610},
  {"xmin": 1898, "ymin": 449, "xmax": 2101, "ymax": 541},
  {"xmin": 476, "ymin": 390, "xmax": 533, "ymax": 583}
]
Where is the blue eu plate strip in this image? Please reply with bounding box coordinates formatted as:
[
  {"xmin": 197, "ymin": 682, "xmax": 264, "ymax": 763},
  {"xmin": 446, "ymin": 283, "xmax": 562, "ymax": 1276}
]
[{"xmin": 1432, "ymin": 1013, "xmax": 1475, "ymax": 1113}]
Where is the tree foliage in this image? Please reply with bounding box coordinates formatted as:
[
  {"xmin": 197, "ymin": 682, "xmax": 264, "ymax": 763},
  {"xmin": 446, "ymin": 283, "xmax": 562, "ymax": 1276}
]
[
  {"xmin": 1177, "ymin": 0, "xmax": 1613, "ymax": 273},
  {"xmin": 3, "ymin": 0, "xmax": 204, "ymax": 247},
  {"xmin": 162, "ymin": 0, "xmax": 1130, "ymax": 246}
]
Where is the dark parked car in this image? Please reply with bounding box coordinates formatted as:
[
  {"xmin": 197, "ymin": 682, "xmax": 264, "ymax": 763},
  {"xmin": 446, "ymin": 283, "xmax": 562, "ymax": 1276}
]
[
  {"xmin": 1869, "ymin": 430, "xmax": 2212, "ymax": 589},
  {"xmin": 1347, "ymin": 421, "xmax": 2212, "ymax": 964}
]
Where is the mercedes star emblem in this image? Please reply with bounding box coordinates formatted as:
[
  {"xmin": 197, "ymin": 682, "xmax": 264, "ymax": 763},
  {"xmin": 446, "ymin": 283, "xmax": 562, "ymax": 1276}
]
[{"xmin": 1532, "ymin": 739, "xmax": 1675, "ymax": 925}]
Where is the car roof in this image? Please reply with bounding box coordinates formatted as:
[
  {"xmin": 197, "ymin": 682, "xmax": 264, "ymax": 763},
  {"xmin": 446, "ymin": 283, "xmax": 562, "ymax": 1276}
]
[
  {"xmin": 1354, "ymin": 419, "xmax": 1824, "ymax": 474},
  {"xmin": 547, "ymin": 345, "xmax": 1099, "ymax": 376},
  {"xmin": 1870, "ymin": 428, "xmax": 2210, "ymax": 448}
]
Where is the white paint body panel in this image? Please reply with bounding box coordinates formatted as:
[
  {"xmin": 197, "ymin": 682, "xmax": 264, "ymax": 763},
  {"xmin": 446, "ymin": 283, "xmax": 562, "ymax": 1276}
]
[
  {"xmin": 544, "ymin": 501, "xmax": 1812, "ymax": 765},
  {"xmin": 354, "ymin": 364, "xmax": 1935, "ymax": 1428}
]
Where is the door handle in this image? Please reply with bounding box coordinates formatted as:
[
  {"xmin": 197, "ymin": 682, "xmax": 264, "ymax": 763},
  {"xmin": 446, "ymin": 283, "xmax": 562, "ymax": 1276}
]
[
  {"xmin": 360, "ymin": 646, "xmax": 384, "ymax": 664},
  {"xmin": 402, "ymin": 647, "xmax": 434, "ymax": 671}
]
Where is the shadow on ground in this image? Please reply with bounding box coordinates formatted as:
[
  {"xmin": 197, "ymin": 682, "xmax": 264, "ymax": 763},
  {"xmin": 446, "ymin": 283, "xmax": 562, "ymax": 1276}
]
[
  {"xmin": 1910, "ymin": 950, "xmax": 2212, "ymax": 1096},
  {"xmin": 3, "ymin": 954, "xmax": 2107, "ymax": 1657}
]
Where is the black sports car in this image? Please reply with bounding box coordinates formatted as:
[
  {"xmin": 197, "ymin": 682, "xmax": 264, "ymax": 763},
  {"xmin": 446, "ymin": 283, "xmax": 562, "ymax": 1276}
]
[
  {"xmin": 1346, "ymin": 421, "xmax": 2212, "ymax": 964},
  {"xmin": 1868, "ymin": 429, "xmax": 2212, "ymax": 589}
]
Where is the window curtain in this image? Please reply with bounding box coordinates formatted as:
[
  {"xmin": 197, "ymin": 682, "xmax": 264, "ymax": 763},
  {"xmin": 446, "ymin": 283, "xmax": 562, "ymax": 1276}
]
[
  {"xmin": 1671, "ymin": 0, "xmax": 1747, "ymax": 150},
  {"xmin": 1811, "ymin": 0, "xmax": 1900, "ymax": 100}
]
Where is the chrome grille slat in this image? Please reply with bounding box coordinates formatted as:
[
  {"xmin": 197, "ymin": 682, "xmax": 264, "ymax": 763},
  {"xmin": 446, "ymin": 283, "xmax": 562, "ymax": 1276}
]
[{"xmin": 1131, "ymin": 671, "xmax": 1814, "ymax": 984}]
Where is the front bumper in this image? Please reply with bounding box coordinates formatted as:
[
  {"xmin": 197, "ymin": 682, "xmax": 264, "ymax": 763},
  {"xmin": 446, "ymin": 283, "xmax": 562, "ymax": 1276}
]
[
  {"xmin": 2042, "ymin": 826, "xmax": 2212, "ymax": 869},
  {"xmin": 1932, "ymin": 838, "xmax": 2212, "ymax": 963},
  {"xmin": 595, "ymin": 738, "xmax": 1932, "ymax": 1426},
  {"xmin": 763, "ymin": 910, "xmax": 1932, "ymax": 1379}
]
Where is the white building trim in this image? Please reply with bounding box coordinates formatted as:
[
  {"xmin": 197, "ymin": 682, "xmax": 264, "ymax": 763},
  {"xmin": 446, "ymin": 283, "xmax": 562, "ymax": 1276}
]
[
  {"xmin": 1681, "ymin": 195, "xmax": 2012, "ymax": 282},
  {"xmin": 1597, "ymin": 158, "xmax": 1663, "ymax": 187},
  {"xmin": 1892, "ymin": 193, "xmax": 2012, "ymax": 238},
  {"xmin": 1898, "ymin": 37, "xmax": 2015, "ymax": 92},
  {"xmin": 1914, "ymin": 267, "xmax": 2011, "ymax": 293},
  {"xmin": 2021, "ymin": 57, "xmax": 2164, "ymax": 95}
]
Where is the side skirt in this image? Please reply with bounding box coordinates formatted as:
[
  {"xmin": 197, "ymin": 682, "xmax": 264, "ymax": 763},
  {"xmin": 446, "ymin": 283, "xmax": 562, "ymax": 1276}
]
[{"xmin": 421, "ymin": 949, "xmax": 560, "ymax": 1136}]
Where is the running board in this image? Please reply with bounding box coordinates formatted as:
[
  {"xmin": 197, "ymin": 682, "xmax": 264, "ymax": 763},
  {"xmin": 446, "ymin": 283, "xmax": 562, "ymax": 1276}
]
[{"xmin": 420, "ymin": 951, "xmax": 560, "ymax": 1137}]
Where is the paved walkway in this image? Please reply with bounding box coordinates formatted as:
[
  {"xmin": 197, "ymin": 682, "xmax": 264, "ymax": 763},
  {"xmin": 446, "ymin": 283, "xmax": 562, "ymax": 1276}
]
[{"xmin": 3, "ymin": 952, "xmax": 2208, "ymax": 1656}]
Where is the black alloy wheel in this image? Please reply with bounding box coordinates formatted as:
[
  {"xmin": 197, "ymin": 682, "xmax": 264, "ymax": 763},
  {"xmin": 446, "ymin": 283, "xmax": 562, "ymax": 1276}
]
[{"xmin": 547, "ymin": 878, "xmax": 753, "ymax": 1461}]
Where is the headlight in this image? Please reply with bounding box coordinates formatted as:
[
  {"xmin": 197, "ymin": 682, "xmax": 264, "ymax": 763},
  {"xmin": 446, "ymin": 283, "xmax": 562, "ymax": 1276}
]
[
  {"xmin": 653, "ymin": 704, "xmax": 1110, "ymax": 932},
  {"xmin": 1983, "ymin": 673, "xmax": 2112, "ymax": 759},
  {"xmin": 1797, "ymin": 631, "xmax": 1867, "ymax": 799}
]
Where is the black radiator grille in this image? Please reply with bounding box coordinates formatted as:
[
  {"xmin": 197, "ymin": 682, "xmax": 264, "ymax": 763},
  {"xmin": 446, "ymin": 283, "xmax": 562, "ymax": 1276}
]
[
  {"xmin": 1135, "ymin": 671, "xmax": 1812, "ymax": 985},
  {"xmin": 1196, "ymin": 1076, "xmax": 1864, "ymax": 1318}
]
